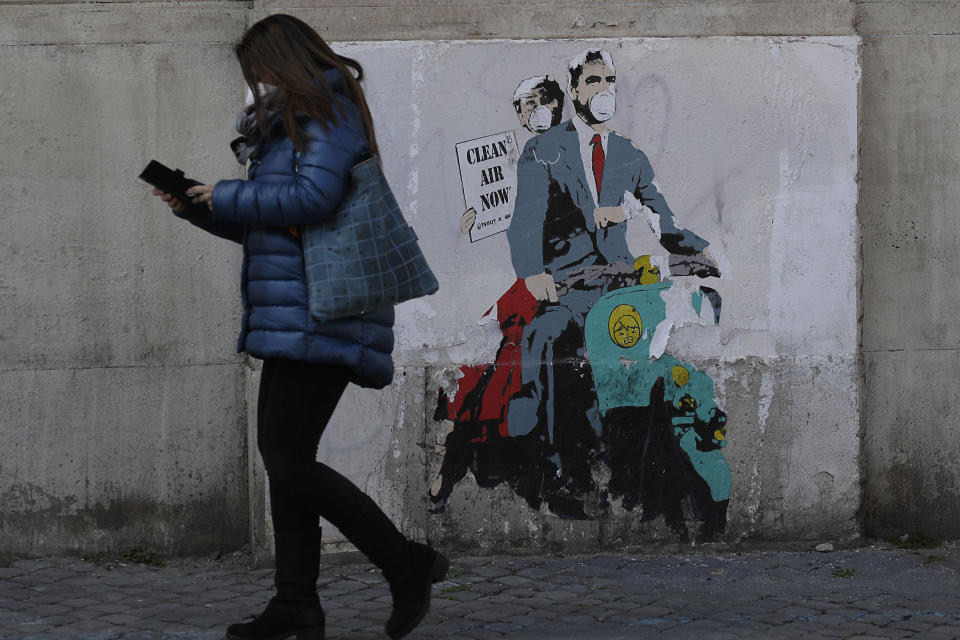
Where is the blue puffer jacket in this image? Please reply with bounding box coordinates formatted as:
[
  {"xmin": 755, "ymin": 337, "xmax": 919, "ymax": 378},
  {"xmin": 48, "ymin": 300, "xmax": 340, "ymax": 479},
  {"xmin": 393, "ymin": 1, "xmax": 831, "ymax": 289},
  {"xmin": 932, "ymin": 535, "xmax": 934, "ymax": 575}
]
[{"xmin": 178, "ymin": 70, "xmax": 395, "ymax": 389}]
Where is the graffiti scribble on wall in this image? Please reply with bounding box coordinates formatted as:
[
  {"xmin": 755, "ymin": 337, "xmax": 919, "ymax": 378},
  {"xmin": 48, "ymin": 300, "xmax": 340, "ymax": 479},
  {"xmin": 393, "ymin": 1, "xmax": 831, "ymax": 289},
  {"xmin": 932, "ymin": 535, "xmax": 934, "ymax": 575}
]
[{"xmin": 434, "ymin": 49, "xmax": 731, "ymax": 542}]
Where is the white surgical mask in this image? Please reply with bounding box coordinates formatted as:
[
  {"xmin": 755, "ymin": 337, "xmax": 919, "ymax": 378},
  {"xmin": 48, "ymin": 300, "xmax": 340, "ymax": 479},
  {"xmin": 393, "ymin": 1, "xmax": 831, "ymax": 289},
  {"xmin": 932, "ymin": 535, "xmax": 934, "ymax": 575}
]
[
  {"xmin": 245, "ymin": 83, "xmax": 278, "ymax": 106},
  {"xmin": 589, "ymin": 88, "xmax": 616, "ymax": 122},
  {"xmin": 527, "ymin": 105, "xmax": 554, "ymax": 133}
]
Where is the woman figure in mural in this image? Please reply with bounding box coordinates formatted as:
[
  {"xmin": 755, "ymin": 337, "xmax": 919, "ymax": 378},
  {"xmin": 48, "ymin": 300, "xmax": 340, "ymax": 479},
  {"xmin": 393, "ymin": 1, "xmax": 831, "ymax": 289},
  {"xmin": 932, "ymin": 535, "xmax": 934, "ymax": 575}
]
[
  {"xmin": 435, "ymin": 47, "xmax": 732, "ymax": 541},
  {"xmin": 150, "ymin": 14, "xmax": 447, "ymax": 640}
]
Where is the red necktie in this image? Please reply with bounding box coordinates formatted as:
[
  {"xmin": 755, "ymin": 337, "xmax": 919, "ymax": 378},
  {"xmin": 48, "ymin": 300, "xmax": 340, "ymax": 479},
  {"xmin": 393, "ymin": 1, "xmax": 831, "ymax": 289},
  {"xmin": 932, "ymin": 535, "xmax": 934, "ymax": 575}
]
[{"xmin": 591, "ymin": 133, "xmax": 604, "ymax": 196}]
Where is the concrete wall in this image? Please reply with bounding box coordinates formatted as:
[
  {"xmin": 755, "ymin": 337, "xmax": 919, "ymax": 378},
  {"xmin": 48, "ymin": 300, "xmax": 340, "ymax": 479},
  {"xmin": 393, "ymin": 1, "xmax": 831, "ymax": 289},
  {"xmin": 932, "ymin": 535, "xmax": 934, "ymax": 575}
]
[
  {"xmin": 859, "ymin": 3, "xmax": 960, "ymax": 541},
  {"xmin": 0, "ymin": 0, "xmax": 954, "ymax": 556},
  {"xmin": 0, "ymin": 4, "xmax": 251, "ymax": 555}
]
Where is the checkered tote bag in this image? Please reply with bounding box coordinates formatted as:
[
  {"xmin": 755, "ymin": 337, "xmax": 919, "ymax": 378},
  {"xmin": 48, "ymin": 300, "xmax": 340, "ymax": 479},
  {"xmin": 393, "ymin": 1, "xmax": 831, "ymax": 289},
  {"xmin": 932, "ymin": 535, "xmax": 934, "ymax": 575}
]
[{"xmin": 301, "ymin": 156, "xmax": 439, "ymax": 322}]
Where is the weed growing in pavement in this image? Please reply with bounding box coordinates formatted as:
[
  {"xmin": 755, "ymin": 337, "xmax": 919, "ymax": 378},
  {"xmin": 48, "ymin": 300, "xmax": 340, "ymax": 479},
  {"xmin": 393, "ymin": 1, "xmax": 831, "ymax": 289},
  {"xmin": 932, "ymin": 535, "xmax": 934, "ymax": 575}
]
[
  {"xmin": 436, "ymin": 584, "xmax": 471, "ymax": 599},
  {"xmin": 119, "ymin": 546, "xmax": 165, "ymax": 567},
  {"xmin": 0, "ymin": 551, "xmax": 13, "ymax": 568},
  {"xmin": 832, "ymin": 567, "xmax": 856, "ymax": 578},
  {"xmin": 894, "ymin": 532, "xmax": 940, "ymax": 550}
]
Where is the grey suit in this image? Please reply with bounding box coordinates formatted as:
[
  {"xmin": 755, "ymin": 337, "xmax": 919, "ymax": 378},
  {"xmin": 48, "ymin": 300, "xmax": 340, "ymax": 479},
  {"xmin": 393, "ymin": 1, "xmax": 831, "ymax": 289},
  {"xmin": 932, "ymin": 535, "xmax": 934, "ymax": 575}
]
[
  {"xmin": 505, "ymin": 119, "xmax": 709, "ymax": 484},
  {"xmin": 507, "ymin": 119, "xmax": 707, "ymax": 283}
]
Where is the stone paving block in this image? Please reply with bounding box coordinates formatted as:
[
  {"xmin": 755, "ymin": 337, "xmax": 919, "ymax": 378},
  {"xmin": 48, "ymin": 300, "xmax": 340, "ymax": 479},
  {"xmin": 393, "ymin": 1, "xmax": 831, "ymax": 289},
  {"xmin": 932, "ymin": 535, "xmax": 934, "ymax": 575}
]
[
  {"xmin": 889, "ymin": 619, "xmax": 934, "ymax": 632},
  {"xmin": 862, "ymin": 627, "xmax": 912, "ymax": 638},
  {"xmin": 465, "ymin": 581, "xmax": 504, "ymax": 595},
  {"xmin": 574, "ymin": 597, "xmax": 606, "ymax": 608},
  {"xmin": 776, "ymin": 605, "xmax": 821, "ymax": 618},
  {"xmin": 458, "ymin": 627, "xmax": 507, "ymax": 639},
  {"xmin": 51, "ymin": 618, "xmax": 116, "ymax": 633},
  {"xmin": 514, "ymin": 567, "xmax": 551, "ymax": 579},
  {"xmin": 617, "ymin": 593, "xmax": 662, "ymax": 606},
  {"xmin": 753, "ymin": 617, "xmax": 797, "ymax": 632},
  {"xmin": 43, "ymin": 609, "xmax": 105, "ymax": 625},
  {"xmin": 470, "ymin": 566, "xmax": 512, "ymax": 579},
  {"xmin": 465, "ymin": 609, "xmax": 503, "ymax": 623},
  {"xmin": 349, "ymin": 571, "xmax": 382, "ymax": 585},
  {"xmin": 814, "ymin": 626, "xmax": 869, "ymax": 637},
  {"xmin": 0, "ymin": 599, "xmax": 33, "ymax": 613},
  {"xmin": 838, "ymin": 621, "xmax": 894, "ymax": 635},
  {"xmin": 100, "ymin": 612, "xmax": 152, "ymax": 625},
  {"xmin": 537, "ymin": 588, "xmax": 580, "ymax": 603},
  {"xmin": 604, "ymin": 614, "xmax": 646, "ymax": 625},
  {"xmin": 25, "ymin": 593, "xmax": 66, "ymax": 605},
  {"xmin": 693, "ymin": 631, "xmax": 739, "ymax": 640},
  {"xmin": 858, "ymin": 612, "xmax": 894, "ymax": 625},
  {"xmin": 30, "ymin": 604, "xmax": 72, "ymax": 617},
  {"xmin": 513, "ymin": 596, "xmax": 557, "ymax": 609},
  {"xmin": 913, "ymin": 613, "xmax": 960, "ymax": 625},
  {"xmin": 629, "ymin": 604, "xmax": 675, "ymax": 618},
  {"xmin": 179, "ymin": 615, "xmax": 227, "ymax": 629},
  {"xmin": 495, "ymin": 575, "xmax": 532, "ymax": 587},
  {"xmin": 589, "ymin": 589, "xmax": 627, "ymax": 603},
  {"xmin": 3, "ymin": 622, "xmax": 56, "ymax": 636}
]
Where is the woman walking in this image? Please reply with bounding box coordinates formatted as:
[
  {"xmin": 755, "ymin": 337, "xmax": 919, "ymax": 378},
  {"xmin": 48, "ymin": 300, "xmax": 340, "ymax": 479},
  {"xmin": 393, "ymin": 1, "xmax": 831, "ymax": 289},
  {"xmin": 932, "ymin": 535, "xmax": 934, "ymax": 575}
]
[{"xmin": 151, "ymin": 14, "xmax": 448, "ymax": 640}]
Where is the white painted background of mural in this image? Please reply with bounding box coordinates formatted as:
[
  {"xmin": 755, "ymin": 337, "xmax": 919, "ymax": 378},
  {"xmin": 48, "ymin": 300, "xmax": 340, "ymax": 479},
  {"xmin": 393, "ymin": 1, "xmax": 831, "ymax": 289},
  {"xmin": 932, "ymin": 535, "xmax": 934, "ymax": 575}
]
[
  {"xmin": 314, "ymin": 36, "xmax": 860, "ymax": 548},
  {"xmin": 333, "ymin": 37, "xmax": 859, "ymax": 365}
]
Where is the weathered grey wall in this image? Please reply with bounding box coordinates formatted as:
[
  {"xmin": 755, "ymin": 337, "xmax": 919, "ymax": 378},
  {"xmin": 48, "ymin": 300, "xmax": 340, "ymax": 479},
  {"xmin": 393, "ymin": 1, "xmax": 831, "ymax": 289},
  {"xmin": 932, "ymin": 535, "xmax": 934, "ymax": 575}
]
[
  {"xmin": 0, "ymin": 4, "xmax": 251, "ymax": 555},
  {"xmin": 859, "ymin": 3, "xmax": 960, "ymax": 541},
  {"xmin": 0, "ymin": 0, "xmax": 955, "ymax": 556}
]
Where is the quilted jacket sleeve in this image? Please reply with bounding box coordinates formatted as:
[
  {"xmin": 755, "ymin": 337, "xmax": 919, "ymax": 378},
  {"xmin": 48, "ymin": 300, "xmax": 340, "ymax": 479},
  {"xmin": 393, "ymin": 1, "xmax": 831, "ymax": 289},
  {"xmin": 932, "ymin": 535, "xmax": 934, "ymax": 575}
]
[
  {"xmin": 210, "ymin": 114, "xmax": 363, "ymax": 227},
  {"xmin": 172, "ymin": 203, "xmax": 244, "ymax": 243}
]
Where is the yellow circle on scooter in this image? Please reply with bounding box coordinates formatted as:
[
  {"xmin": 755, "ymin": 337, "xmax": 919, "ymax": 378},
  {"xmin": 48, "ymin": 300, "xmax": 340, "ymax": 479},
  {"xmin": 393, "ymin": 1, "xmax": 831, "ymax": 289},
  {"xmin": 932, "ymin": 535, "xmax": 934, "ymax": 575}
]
[
  {"xmin": 608, "ymin": 304, "xmax": 642, "ymax": 348},
  {"xmin": 672, "ymin": 365, "xmax": 690, "ymax": 387}
]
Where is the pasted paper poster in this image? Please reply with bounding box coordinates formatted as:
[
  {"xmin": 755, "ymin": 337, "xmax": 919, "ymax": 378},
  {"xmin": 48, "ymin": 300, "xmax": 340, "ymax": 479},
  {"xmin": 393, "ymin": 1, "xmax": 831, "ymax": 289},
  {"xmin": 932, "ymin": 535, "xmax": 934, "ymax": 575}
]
[{"xmin": 455, "ymin": 130, "xmax": 520, "ymax": 242}]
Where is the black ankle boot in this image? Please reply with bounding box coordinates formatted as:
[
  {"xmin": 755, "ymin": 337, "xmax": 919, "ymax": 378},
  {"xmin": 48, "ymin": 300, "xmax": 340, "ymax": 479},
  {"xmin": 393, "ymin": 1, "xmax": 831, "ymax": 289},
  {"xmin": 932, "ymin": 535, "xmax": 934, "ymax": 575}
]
[
  {"xmin": 338, "ymin": 496, "xmax": 449, "ymax": 639},
  {"xmin": 382, "ymin": 541, "xmax": 449, "ymax": 640},
  {"xmin": 226, "ymin": 529, "xmax": 325, "ymax": 640}
]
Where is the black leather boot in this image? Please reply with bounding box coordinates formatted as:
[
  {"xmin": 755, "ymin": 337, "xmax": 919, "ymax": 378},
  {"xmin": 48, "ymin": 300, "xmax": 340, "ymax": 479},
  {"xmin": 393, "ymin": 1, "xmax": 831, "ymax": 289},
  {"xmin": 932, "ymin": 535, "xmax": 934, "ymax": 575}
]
[
  {"xmin": 339, "ymin": 496, "xmax": 449, "ymax": 639},
  {"xmin": 226, "ymin": 529, "xmax": 325, "ymax": 640},
  {"xmin": 382, "ymin": 541, "xmax": 450, "ymax": 639}
]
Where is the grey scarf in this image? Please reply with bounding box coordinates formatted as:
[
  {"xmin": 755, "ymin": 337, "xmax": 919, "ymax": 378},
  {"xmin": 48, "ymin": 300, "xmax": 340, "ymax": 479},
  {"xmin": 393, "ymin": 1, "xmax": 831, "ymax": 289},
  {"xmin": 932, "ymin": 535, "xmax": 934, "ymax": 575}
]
[{"xmin": 230, "ymin": 91, "xmax": 284, "ymax": 165}]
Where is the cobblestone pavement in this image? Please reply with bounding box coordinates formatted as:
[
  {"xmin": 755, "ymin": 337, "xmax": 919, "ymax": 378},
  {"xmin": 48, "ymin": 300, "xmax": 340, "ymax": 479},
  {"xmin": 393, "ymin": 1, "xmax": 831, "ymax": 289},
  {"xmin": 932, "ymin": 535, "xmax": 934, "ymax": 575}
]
[{"xmin": 2, "ymin": 542, "xmax": 959, "ymax": 639}]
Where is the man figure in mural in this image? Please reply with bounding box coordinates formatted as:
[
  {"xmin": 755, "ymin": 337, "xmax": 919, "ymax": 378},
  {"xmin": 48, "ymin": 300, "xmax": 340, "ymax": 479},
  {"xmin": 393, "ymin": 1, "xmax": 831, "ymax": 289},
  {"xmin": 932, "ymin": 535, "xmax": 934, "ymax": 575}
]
[
  {"xmin": 460, "ymin": 75, "xmax": 565, "ymax": 235},
  {"xmin": 505, "ymin": 48, "xmax": 722, "ymax": 530}
]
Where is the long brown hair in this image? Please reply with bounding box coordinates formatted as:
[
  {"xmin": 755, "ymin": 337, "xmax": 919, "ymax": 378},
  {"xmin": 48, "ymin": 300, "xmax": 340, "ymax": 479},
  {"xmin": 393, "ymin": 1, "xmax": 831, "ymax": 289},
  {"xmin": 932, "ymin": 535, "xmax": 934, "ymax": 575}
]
[{"xmin": 235, "ymin": 14, "xmax": 379, "ymax": 155}]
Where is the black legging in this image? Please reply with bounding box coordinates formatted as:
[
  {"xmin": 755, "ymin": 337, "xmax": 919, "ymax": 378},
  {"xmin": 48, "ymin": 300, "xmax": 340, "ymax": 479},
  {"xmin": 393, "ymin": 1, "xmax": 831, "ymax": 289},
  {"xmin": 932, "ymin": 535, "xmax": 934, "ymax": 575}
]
[{"xmin": 256, "ymin": 358, "xmax": 394, "ymax": 539}]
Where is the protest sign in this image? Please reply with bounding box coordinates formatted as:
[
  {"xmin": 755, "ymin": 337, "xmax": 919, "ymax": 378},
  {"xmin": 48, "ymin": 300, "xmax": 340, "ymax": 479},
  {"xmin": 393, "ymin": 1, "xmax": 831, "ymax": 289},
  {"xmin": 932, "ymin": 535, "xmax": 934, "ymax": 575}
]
[{"xmin": 455, "ymin": 130, "xmax": 520, "ymax": 242}]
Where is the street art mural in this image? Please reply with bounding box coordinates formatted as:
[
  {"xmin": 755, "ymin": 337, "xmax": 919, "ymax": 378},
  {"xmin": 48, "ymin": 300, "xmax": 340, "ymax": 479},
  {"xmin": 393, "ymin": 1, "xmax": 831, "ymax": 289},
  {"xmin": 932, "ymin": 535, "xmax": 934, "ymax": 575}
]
[{"xmin": 433, "ymin": 48, "xmax": 731, "ymax": 541}]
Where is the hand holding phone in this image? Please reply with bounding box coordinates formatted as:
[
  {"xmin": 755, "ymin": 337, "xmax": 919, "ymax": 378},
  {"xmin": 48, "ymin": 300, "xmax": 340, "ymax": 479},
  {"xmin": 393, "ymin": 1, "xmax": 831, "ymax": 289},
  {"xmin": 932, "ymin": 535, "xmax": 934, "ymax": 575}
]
[{"xmin": 139, "ymin": 160, "xmax": 202, "ymax": 209}]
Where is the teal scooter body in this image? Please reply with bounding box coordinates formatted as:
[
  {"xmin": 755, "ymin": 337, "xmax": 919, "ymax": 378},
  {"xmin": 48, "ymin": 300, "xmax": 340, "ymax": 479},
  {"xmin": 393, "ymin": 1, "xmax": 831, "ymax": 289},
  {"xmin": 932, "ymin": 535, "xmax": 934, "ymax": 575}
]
[{"xmin": 584, "ymin": 283, "xmax": 731, "ymax": 504}]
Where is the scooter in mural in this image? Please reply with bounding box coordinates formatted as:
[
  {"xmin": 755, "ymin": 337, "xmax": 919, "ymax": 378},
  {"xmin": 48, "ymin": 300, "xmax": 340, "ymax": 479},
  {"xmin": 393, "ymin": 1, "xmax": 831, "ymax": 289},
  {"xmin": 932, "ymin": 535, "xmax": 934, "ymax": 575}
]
[
  {"xmin": 430, "ymin": 257, "xmax": 731, "ymax": 538},
  {"xmin": 583, "ymin": 259, "xmax": 731, "ymax": 540}
]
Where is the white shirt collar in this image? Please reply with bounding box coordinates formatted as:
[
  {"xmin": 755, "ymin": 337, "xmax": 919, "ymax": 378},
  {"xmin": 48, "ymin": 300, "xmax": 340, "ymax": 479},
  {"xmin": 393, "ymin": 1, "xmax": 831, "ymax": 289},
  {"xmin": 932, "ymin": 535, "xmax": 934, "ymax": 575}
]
[
  {"xmin": 572, "ymin": 114, "xmax": 608, "ymax": 146},
  {"xmin": 572, "ymin": 115, "xmax": 609, "ymax": 206}
]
